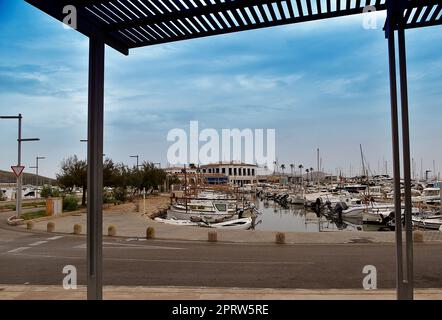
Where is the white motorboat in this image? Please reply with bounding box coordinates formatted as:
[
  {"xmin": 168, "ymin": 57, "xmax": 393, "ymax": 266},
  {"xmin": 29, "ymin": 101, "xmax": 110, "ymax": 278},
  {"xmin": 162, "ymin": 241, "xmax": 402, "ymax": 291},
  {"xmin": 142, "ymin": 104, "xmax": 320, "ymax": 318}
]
[
  {"xmin": 167, "ymin": 200, "xmax": 236, "ymax": 222},
  {"xmin": 202, "ymin": 217, "xmax": 253, "ymax": 230},
  {"xmin": 412, "ymin": 187, "xmax": 440, "ymax": 206},
  {"xmin": 154, "ymin": 217, "xmax": 199, "ymax": 226},
  {"xmin": 412, "ymin": 214, "xmax": 442, "ymax": 230}
]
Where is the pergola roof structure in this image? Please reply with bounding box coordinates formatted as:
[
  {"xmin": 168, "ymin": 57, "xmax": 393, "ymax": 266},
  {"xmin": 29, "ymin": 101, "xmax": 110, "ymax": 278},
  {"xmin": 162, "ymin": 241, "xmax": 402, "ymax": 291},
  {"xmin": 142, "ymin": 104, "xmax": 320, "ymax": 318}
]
[
  {"xmin": 23, "ymin": 0, "xmax": 441, "ymax": 301},
  {"xmin": 26, "ymin": 0, "xmax": 442, "ymax": 55}
]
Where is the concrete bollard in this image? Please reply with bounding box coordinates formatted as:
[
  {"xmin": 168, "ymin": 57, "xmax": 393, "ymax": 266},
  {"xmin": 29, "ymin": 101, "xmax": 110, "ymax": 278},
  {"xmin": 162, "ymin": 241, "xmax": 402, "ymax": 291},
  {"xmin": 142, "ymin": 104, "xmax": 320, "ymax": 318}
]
[
  {"xmin": 47, "ymin": 222, "xmax": 55, "ymax": 232},
  {"xmin": 413, "ymin": 230, "xmax": 424, "ymax": 243},
  {"xmin": 27, "ymin": 221, "xmax": 34, "ymax": 230},
  {"xmin": 208, "ymin": 230, "xmax": 218, "ymax": 242},
  {"xmin": 108, "ymin": 225, "xmax": 116, "ymax": 237},
  {"xmin": 73, "ymin": 224, "xmax": 82, "ymax": 235},
  {"xmin": 275, "ymin": 232, "xmax": 286, "ymax": 244},
  {"xmin": 146, "ymin": 227, "xmax": 155, "ymax": 239}
]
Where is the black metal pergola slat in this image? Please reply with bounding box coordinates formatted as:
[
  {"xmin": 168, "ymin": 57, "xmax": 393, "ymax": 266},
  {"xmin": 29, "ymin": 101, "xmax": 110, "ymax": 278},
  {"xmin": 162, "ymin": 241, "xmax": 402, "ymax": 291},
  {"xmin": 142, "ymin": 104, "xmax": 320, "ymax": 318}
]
[{"xmin": 24, "ymin": 0, "xmax": 441, "ymax": 301}]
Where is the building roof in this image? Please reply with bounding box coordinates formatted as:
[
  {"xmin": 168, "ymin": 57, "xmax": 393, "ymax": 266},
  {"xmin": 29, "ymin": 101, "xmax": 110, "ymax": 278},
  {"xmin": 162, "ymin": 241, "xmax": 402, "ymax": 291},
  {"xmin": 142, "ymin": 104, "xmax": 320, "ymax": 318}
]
[{"xmin": 25, "ymin": 0, "xmax": 441, "ymax": 55}]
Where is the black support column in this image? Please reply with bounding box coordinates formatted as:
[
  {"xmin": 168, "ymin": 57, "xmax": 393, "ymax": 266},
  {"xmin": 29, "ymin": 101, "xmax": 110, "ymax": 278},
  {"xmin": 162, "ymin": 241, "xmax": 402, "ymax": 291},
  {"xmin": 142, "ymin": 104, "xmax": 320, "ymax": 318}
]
[
  {"xmin": 386, "ymin": 0, "xmax": 414, "ymax": 300},
  {"xmin": 87, "ymin": 36, "xmax": 105, "ymax": 300}
]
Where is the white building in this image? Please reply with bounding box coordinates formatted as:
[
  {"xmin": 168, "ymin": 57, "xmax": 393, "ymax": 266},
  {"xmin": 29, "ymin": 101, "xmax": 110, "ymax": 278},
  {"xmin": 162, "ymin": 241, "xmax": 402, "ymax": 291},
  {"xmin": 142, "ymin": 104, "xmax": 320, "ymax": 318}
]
[{"xmin": 200, "ymin": 162, "xmax": 258, "ymax": 186}]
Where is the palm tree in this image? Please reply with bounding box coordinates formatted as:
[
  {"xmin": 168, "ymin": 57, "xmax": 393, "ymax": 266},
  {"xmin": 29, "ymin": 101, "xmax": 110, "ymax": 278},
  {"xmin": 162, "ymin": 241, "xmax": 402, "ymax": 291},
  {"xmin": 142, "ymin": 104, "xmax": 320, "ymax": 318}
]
[
  {"xmin": 280, "ymin": 164, "xmax": 286, "ymax": 175},
  {"xmin": 305, "ymin": 168, "xmax": 309, "ymax": 182},
  {"xmin": 290, "ymin": 164, "xmax": 294, "ymax": 176},
  {"xmin": 310, "ymin": 167, "xmax": 314, "ymax": 182}
]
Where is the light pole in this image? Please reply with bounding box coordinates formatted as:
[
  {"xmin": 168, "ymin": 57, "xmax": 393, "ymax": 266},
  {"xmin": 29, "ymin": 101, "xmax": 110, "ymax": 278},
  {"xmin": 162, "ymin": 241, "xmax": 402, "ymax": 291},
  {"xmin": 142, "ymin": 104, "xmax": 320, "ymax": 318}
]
[
  {"xmin": 29, "ymin": 156, "xmax": 45, "ymax": 198},
  {"xmin": 0, "ymin": 114, "xmax": 40, "ymax": 218},
  {"xmin": 81, "ymin": 140, "xmax": 106, "ymax": 157},
  {"xmin": 130, "ymin": 155, "xmax": 140, "ymax": 169}
]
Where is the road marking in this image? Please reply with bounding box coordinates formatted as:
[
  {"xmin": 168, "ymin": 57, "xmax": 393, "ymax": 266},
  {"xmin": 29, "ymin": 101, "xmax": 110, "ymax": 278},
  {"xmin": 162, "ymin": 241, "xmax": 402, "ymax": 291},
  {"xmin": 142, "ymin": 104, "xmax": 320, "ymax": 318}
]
[
  {"xmin": 29, "ymin": 241, "xmax": 48, "ymax": 246},
  {"xmin": 7, "ymin": 247, "xmax": 30, "ymax": 253},
  {"xmin": 47, "ymin": 236, "xmax": 64, "ymax": 241},
  {"xmin": 73, "ymin": 242, "xmax": 184, "ymax": 250}
]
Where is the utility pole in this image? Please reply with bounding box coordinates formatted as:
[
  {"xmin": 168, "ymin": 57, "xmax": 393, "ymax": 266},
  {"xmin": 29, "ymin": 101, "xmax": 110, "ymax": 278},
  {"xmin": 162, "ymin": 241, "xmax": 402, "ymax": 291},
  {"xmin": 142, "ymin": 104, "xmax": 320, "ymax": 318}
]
[
  {"xmin": 317, "ymin": 148, "xmax": 320, "ymax": 190},
  {"xmin": 29, "ymin": 156, "xmax": 45, "ymax": 198},
  {"xmin": 130, "ymin": 155, "xmax": 140, "ymax": 169},
  {"xmin": 0, "ymin": 114, "xmax": 39, "ymax": 218}
]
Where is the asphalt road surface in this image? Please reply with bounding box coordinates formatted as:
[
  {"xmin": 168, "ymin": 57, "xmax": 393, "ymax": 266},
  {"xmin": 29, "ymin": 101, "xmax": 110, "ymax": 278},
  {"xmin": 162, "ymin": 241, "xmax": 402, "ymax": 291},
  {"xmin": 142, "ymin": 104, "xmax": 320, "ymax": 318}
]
[{"xmin": 0, "ymin": 227, "xmax": 441, "ymax": 289}]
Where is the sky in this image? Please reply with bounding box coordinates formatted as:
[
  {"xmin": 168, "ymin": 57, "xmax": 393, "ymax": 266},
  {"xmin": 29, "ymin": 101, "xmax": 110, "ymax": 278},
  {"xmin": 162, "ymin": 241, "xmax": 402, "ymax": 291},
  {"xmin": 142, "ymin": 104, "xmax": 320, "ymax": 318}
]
[{"xmin": 0, "ymin": 1, "xmax": 441, "ymax": 179}]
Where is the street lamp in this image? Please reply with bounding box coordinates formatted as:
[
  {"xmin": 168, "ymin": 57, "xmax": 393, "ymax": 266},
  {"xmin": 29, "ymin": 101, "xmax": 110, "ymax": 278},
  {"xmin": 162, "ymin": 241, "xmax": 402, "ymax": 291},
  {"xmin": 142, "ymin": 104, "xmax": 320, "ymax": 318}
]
[
  {"xmin": 130, "ymin": 155, "xmax": 141, "ymax": 169},
  {"xmin": 81, "ymin": 140, "xmax": 105, "ymax": 157},
  {"xmin": 0, "ymin": 114, "xmax": 40, "ymax": 218},
  {"xmin": 30, "ymin": 156, "xmax": 46, "ymax": 198}
]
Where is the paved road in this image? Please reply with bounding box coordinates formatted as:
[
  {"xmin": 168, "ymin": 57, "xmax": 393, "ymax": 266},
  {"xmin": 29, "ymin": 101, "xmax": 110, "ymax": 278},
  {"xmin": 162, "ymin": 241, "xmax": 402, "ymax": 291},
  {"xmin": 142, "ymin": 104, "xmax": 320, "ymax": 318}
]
[{"xmin": 1, "ymin": 226, "xmax": 441, "ymax": 289}]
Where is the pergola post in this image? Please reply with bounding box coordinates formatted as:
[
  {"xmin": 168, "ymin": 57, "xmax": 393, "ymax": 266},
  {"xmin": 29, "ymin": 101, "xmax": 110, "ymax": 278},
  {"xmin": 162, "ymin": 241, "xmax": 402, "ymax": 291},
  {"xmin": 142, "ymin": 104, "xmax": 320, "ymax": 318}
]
[
  {"xmin": 87, "ymin": 36, "xmax": 105, "ymax": 300},
  {"xmin": 398, "ymin": 24, "xmax": 414, "ymax": 301},
  {"xmin": 386, "ymin": 21, "xmax": 405, "ymax": 300},
  {"xmin": 386, "ymin": 0, "xmax": 414, "ymax": 300}
]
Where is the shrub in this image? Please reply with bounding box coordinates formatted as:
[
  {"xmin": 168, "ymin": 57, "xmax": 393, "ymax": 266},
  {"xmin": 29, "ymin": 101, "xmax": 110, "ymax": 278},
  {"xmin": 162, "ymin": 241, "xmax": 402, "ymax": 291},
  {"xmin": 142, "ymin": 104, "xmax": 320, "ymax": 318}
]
[
  {"xmin": 47, "ymin": 222, "xmax": 55, "ymax": 232},
  {"xmin": 40, "ymin": 185, "xmax": 52, "ymax": 198},
  {"xmin": 113, "ymin": 187, "xmax": 127, "ymax": 203},
  {"xmin": 146, "ymin": 227, "xmax": 155, "ymax": 239},
  {"xmin": 63, "ymin": 195, "xmax": 79, "ymax": 212}
]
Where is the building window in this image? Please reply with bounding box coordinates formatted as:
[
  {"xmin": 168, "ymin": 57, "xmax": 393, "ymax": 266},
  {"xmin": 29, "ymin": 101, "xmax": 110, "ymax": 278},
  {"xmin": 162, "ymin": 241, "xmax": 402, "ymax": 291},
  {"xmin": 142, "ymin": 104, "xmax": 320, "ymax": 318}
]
[
  {"xmin": 216, "ymin": 168, "xmax": 219, "ymax": 173},
  {"xmin": 203, "ymin": 169, "xmax": 206, "ymax": 173},
  {"xmin": 243, "ymin": 168, "xmax": 246, "ymax": 176},
  {"xmin": 252, "ymin": 169, "xmax": 255, "ymax": 176},
  {"xmin": 238, "ymin": 168, "xmax": 242, "ymax": 176},
  {"xmin": 234, "ymin": 168, "xmax": 237, "ymax": 175},
  {"xmin": 229, "ymin": 168, "xmax": 232, "ymax": 175},
  {"xmin": 222, "ymin": 168, "xmax": 226, "ymax": 174},
  {"xmin": 247, "ymin": 168, "xmax": 250, "ymax": 176}
]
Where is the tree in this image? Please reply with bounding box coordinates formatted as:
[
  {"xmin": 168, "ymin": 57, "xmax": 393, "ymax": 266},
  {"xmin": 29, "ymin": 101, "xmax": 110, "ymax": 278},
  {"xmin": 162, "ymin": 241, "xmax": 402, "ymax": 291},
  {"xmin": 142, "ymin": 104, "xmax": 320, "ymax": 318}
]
[
  {"xmin": 290, "ymin": 164, "xmax": 294, "ymax": 176},
  {"xmin": 280, "ymin": 164, "xmax": 285, "ymax": 175},
  {"xmin": 57, "ymin": 155, "xmax": 87, "ymax": 206},
  {"xmin": 310, "ymin": 167, "xmax": 314, "ymax": 182},
  {"xmin": 306, "ymin": 168, "xmax": 310, "ymax": 182}
]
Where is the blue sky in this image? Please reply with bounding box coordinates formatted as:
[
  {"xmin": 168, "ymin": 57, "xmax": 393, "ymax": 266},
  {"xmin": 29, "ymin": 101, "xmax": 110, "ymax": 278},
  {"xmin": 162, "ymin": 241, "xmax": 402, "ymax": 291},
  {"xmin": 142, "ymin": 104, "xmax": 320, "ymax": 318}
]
[{"xmin": 0, "ymin": 1, "xmax": 441, "ymax": 179}]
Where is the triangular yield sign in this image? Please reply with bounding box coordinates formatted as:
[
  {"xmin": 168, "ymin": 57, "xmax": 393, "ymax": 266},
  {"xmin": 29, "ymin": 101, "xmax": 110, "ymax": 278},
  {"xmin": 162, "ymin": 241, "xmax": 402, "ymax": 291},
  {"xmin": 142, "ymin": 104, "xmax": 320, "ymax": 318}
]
[{"xmin": 11, "ymin": 165, "xmax": 25, "ymax": 177}]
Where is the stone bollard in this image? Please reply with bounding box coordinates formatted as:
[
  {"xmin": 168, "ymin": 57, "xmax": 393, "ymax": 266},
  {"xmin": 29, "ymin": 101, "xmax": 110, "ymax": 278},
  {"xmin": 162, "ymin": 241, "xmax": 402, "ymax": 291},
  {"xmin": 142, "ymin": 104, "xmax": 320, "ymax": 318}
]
[
  {"xmin": 47, "ymin": 222, "xmax": 55, "ymax": 232},
  {"xmin": 146, "ymin": 227, "xmax": 155, "ymax": 239},
  {"xmin": 275, "ymin": 232, "xmax": 286, "ymax": 244},
  {"xmin": 413, "ymin": 230, "xmax": 424, "ymax": 243},
  {"xmin": 73, "ymin": 224, "xmax": 82, "ymax": 235},
  {"xmin": 108, "ymin": 225, "xmax": 116, "ymax": 237},
  {"xmin": 208, "ymin": 230, "xmax": 218, "ymax": 242},
  {"xmin": 27, "ymin": 221, "xmax": 34, "ymax": 230}
]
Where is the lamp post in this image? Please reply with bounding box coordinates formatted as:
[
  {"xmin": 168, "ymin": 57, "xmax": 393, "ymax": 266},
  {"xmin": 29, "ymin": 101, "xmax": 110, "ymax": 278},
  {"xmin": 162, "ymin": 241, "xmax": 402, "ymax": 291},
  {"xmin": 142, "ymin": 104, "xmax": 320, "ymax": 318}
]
[
  {"xmin": 0, "ymin": 114, "xmax": 40, "ymax": 217},
  {"xmin": 29, "ymin": 156, "xmax": 45, "ymax": 198},
  {"xmin": 130, "ymin": 155, "xmax": 140, "ymax": 169}
]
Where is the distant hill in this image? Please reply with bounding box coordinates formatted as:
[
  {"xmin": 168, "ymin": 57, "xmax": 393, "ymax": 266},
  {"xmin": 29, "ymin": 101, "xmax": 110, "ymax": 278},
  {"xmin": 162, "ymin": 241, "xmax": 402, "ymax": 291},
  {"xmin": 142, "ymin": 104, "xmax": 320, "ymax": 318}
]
[{"xmin": 0, "ymin": 169, "xmax": 56, "ymax": 185}]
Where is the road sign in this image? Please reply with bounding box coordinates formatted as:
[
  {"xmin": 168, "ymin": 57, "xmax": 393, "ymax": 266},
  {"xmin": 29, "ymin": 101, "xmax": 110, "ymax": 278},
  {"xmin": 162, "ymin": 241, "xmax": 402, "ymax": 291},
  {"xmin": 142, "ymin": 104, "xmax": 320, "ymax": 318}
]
[{"xmin": 11, "ymin": 165, "xmax": 25, "ymax": 177}]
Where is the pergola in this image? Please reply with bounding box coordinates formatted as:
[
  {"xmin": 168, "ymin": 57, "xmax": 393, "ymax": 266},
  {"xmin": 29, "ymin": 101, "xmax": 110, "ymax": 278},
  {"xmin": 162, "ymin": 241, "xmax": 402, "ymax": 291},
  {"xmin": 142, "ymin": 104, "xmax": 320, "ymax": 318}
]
[{"xmin": 24, "ymin": 0, "xmax": 441, "ymax": 300}]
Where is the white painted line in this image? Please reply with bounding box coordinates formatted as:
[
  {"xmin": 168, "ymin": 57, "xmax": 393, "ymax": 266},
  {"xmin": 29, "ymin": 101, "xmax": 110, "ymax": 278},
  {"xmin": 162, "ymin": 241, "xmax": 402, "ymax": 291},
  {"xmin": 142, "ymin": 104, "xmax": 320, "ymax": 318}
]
[
  {"xmin": 29, "ymin": 241, "xmax": 48, "ymax": 246},
  {"xmin": 7, "ymin": 247, "xmax": 30, "ymax": 253},
  {"xmin": 47, "ymin": 236, "xmax": 64, "ymax": 241}
]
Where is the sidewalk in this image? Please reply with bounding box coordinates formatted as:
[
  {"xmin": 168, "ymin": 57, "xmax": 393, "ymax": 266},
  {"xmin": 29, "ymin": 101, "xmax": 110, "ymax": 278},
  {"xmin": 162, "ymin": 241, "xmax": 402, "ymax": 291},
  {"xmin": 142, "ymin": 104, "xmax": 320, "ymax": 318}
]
[
  {"xmin": 1, "ymin": 285, "xmax": 441, "ymax": 300},
  {"xmin": 16, "ymin": 209, "xmax": 442, "ymax": 244}
]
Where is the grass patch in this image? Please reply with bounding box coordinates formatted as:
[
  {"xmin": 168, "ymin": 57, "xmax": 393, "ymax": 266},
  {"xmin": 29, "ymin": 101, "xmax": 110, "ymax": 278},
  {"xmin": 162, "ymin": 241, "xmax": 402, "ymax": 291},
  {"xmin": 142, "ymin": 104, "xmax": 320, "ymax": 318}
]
[
  {"xmin": 0, "ymin": 201, "xmax": 46, "ymax": 211},
  {"xmin": 20, "ymin": 210, "xmax": 47, "ymax": 221}
]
